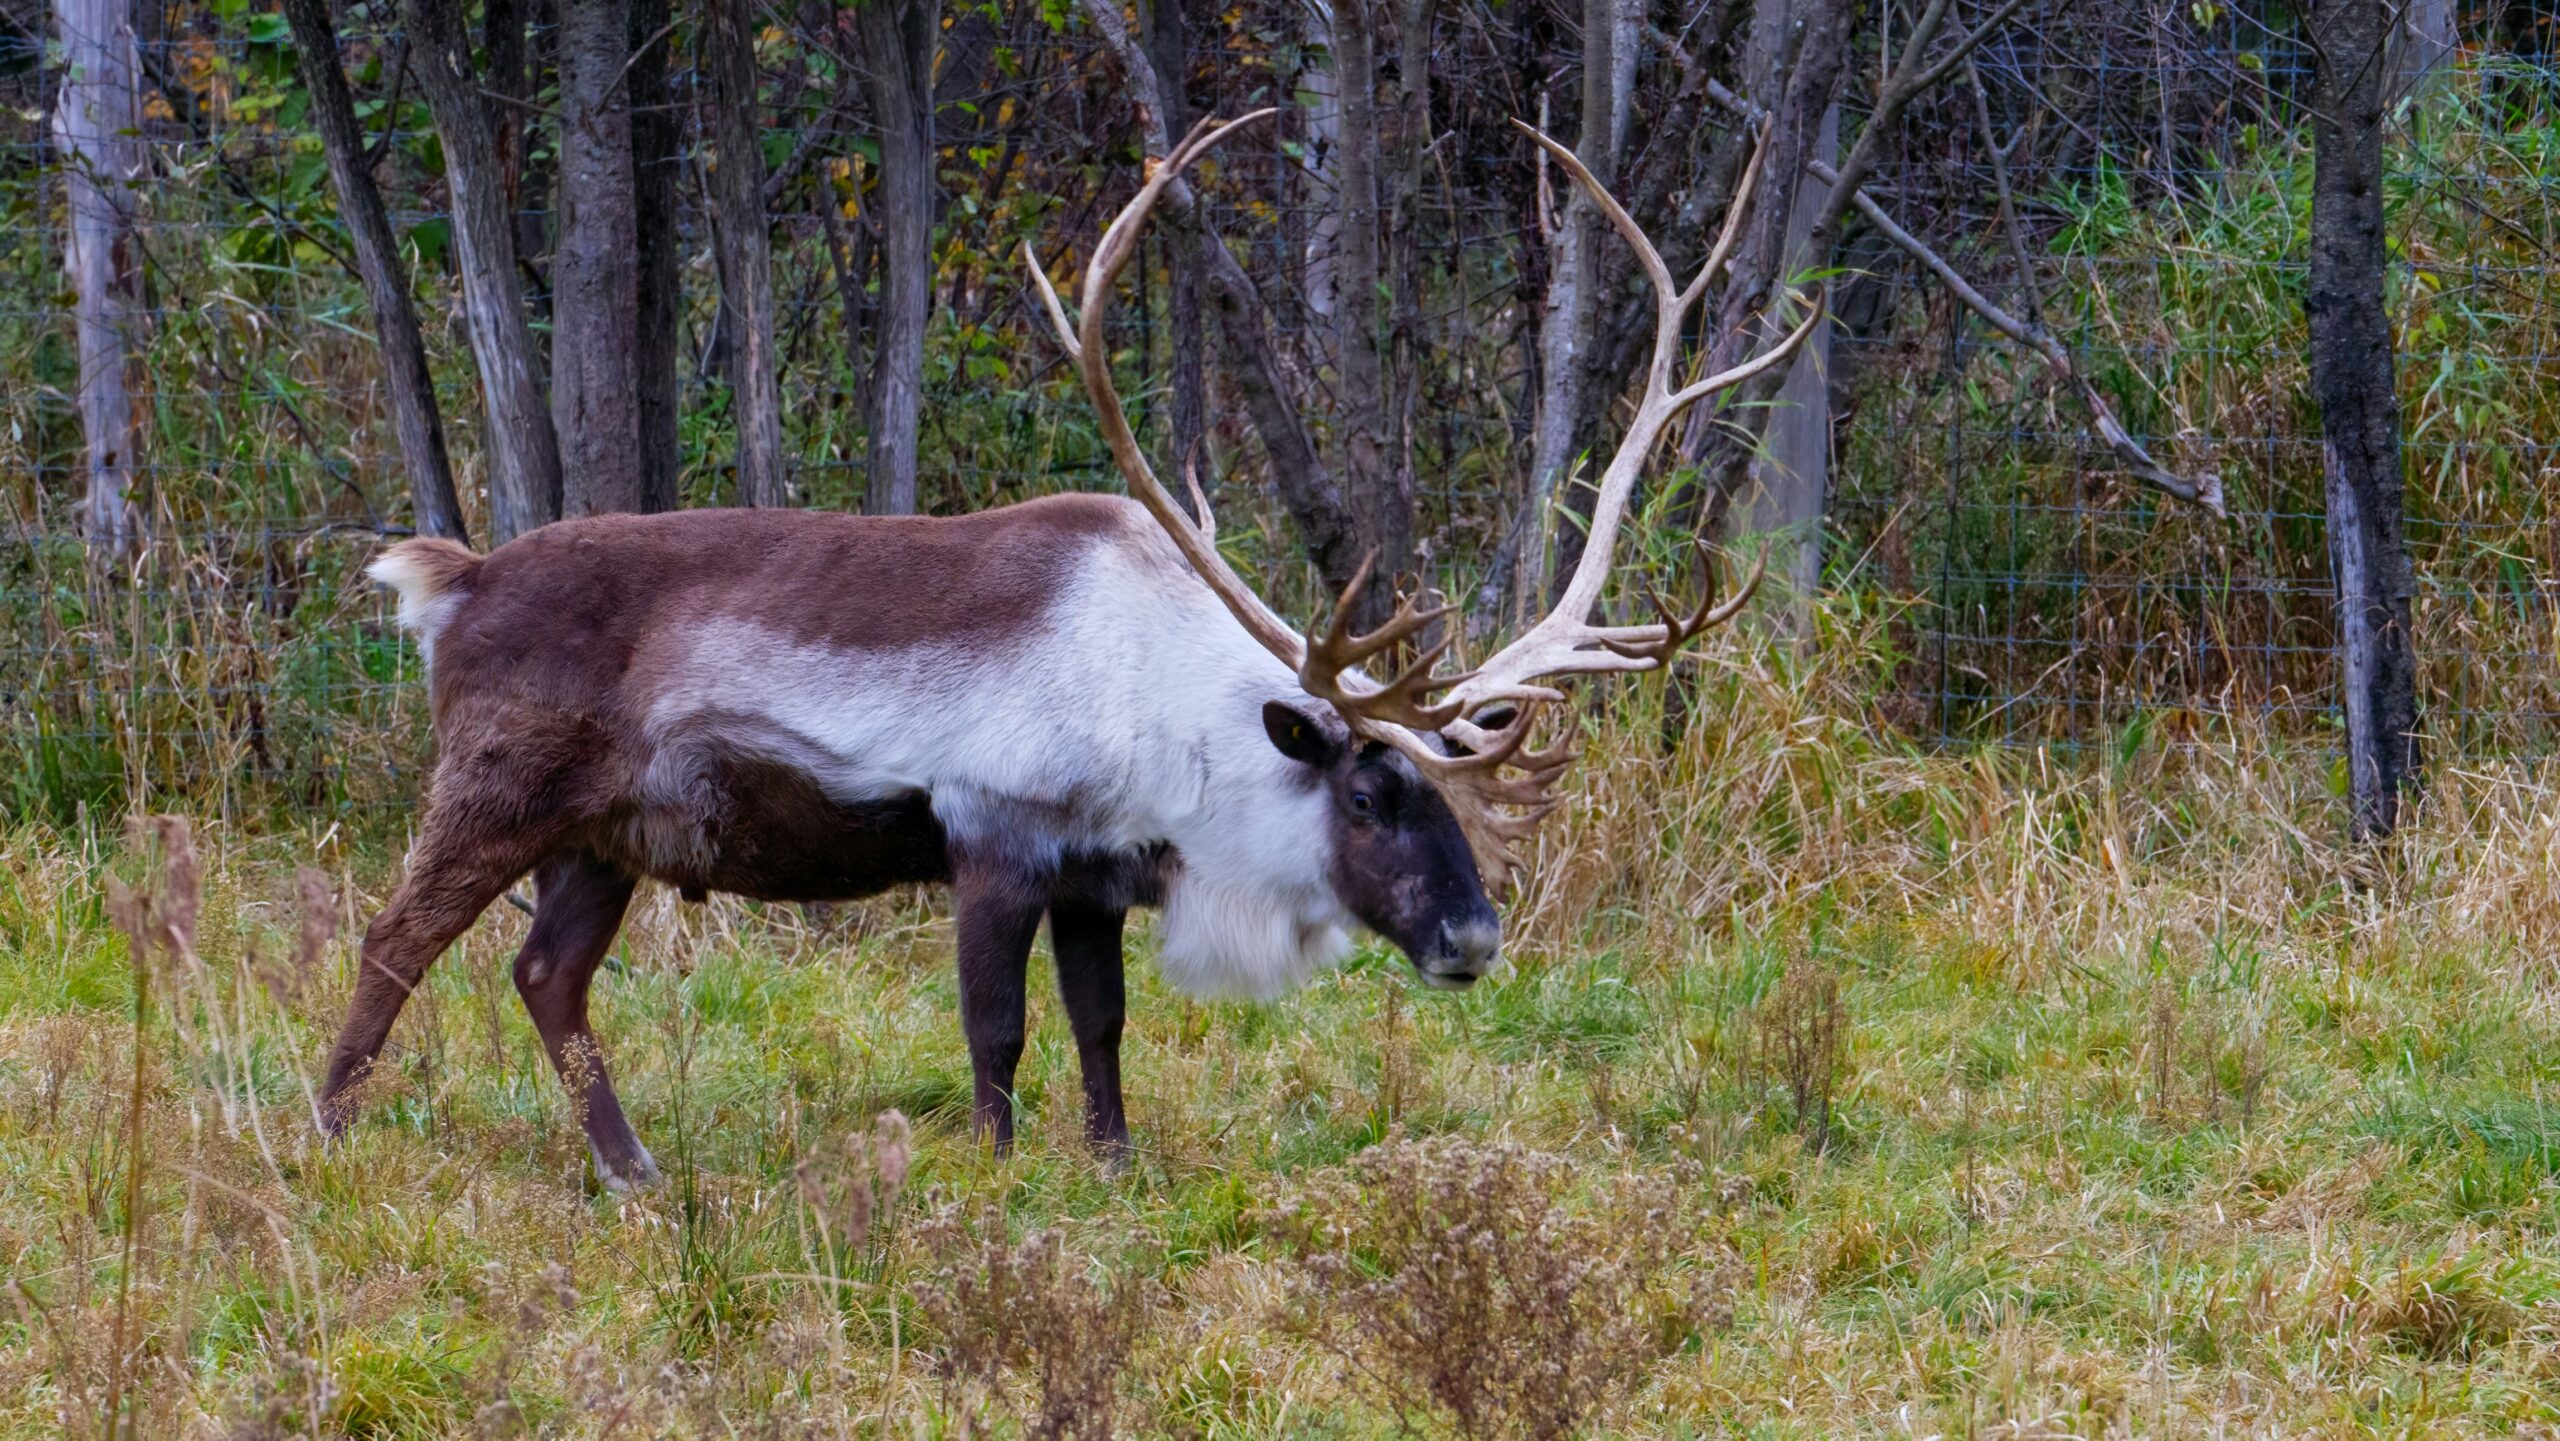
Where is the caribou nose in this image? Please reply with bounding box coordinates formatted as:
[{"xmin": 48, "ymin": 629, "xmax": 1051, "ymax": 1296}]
[{"xmin": 1427, "ymin": 917, "xmax": 1502, "ymax": 986}]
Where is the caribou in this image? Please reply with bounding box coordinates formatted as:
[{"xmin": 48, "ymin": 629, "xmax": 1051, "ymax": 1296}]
[{"xmin": 321, "ymin": 112, "xmax": 1815, "ymax": 1190}]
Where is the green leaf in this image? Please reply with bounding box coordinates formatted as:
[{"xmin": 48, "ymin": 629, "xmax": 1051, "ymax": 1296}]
[{"xmin": 404, "ymin": 217, "xmax": 452, "ymax": 269}]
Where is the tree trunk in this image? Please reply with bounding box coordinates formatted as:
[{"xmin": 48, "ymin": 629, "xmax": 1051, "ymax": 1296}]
[
  {"xmin": 484, "ymin": 0, "xmax": 526, "ymax": 211},
  {"xmin": 630, "ymin": 0, "xmax": 682, "ymax": 512},
  {"xmin": 54, "ymin": 0, "xmax": 142, "ymax": 559},
  {"xmin": 551, "ymin": 0, "xmax": 644, "ymax": 515},
  {"xmin": 283, "ymin": 0, "xmax": 471, "ymax": 543},
  {"xmin": 1391, "ymin": 0, "xmax": 1432, "ymax": 590},
  {"xmin": 1726, "ymin": 82, "xmax": 1837, "ymax": 638},
  {"xmin": 709, "ymin": 0, "xmax": 790, "ymax": 507},
  {"xmin": 706, "ymin": 0, "xmax": 783, "ymax": 511},
  {"xmin": 498, "ymin": 0, "xmax": 556, "ymax": 320},
  {"xmin": 820, "ymin": 196, "xmax": 873, "ymax": 425},
  {"xmin": 1331, "ymin": 0, "xmax": 1409, "ymax": 626},
  {"xmin": 1677, "ymin": 0, "xmax": 1853, "ymax": 537},
  {"xmin": 402, "ymin": 0, "xmax": 561, "ymax": 542},
  {"xmin": 1542, "ymin": 0, "xmax": 1645, "ymax": 602},
  {"xmin": 2309, "ymin": 0, "xmax": 2421, "ymax": 839},
  {"xmin": 1146, "ymin": 0, "xmax": 1207, "ymax": 507},
  {"xmin": 1513, "ymin": 0, "xmax": 1619, "ymax": 610},
  {"xmin": 860, "ymin": 0, "xmax": 938, "ymax": 516}
]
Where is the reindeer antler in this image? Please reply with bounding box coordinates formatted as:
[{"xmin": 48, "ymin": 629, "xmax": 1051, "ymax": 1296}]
[{"xmin": 1029, "ymin": 111, "xmax": 1817, "ymax": 883}]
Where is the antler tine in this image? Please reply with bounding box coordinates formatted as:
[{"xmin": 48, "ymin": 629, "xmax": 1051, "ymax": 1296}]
[
  {"xmin": 1598, "ymin": 540, "xmax": 1769, "ymax": 664},
  {"xmin": 1180, "ymin": 435, "xmax": 1217, "ymax": 544},
  {"xmin": 1699, "ymin": 540, "xmax": 1769, "ymax": 628},
  {"xmin": 1510, "ymin": 119, "xmax": 1675, "ymax": 305},
  {"xmin": 1680, "ymin": 119, "xmax": 1771, "ymax": 310},
  {"xmin": 1300, "ymin": 552, "xmax": 1472, "ymax": 731},
  {"xmin": 1671, "ymin": 287, "xmax": 1826, "ymax": 410},
  {"xmin": 1026, "ymin": 107, "xmax": 1305, "ymax": 672},
  {"xmin": 1023, "ymin": 243, "xmax": 1081, "ymax": 360}
]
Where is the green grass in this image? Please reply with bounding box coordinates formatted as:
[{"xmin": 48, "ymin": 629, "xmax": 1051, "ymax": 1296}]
[{"xmin": 6, "ymin": 678, "xmax": 2560, "ymax": 1436}]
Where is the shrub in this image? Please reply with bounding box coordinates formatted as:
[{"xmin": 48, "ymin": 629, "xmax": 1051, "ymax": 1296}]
[
  {"xmin": 1268, "ymin": 1132, "xmax": 1731, "ymax": 1440},
  {"xmin": 912, "ymin": 1204, "xmax": 1149, "ymax": 1441}
]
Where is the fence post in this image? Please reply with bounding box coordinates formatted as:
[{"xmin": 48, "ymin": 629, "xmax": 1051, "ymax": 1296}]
[
  {"xmin": 2308, "ymin": 0, "xmax": 2422, "ymax": 839},
  {"xmin": 1731, "ymin": 100, "xmax": 1839, "ymax": 640},
  {"xmin": 54, "ymin": 0, "xmax": 143, "ymax": 560}
]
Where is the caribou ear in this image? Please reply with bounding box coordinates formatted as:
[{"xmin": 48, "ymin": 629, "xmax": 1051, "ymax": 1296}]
[{"xmin": 1263, "ymin": 700, "xmax": 1343, "ymax": 768}]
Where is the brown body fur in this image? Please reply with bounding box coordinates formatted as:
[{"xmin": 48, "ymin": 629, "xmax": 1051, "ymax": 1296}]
[{"xmin": 322, "ymin": 498, "xmax": 1155, "ymax": 1186}]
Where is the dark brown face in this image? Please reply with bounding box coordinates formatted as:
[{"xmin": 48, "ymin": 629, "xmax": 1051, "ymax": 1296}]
[{"xmin": 1264, "ymin": 701, "xmax": 1501, "ymax": 988}]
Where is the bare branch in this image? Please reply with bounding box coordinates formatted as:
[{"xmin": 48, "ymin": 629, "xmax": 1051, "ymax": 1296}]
[{"xmin": 1706, "ymin": 78, "xmax": 2225, "ymax": 517}]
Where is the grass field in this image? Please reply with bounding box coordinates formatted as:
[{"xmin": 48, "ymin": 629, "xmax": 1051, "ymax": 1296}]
[{"xmin": 6, "ymin": 643, "xmax": 2560, "ymax": 1439}]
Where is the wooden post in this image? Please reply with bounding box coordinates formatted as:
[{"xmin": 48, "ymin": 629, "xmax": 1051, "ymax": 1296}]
[
  {"xmin": 54, "ymin": 0, "xmax": 143, "ymax": 559},
  {"xmin": 1730, "ymin": 100, "xmax": 1838, "ymax": 639},
  {"xmin": 2309, "ymin": 0, "xmax": 2422, "ymax": 839}
]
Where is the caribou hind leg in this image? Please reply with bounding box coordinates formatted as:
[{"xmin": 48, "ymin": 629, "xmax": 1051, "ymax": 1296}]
[
  {"xmin": 1049, "ymin": 900, "xmax": 1130, "ymax": 1157},
  {"xmin": 319, "ymin": 818, "xmax": 548, "ymax": 1133},
  {"xmin": 510, "ymin": 851, "xmax": 653, "ymax": 1192}
]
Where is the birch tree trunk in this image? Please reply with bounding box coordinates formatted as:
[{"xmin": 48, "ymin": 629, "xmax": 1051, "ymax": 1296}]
[
  {"xmin": 859, "ymin": 0, "xmax": 938, "ymax": 517},
  {"xmin": 54, "ymin": 0, "xmax": 142, "ymax": 559},
  {"xmin": 710, "ymin": 0, "xmax": 790, "ymax": 507},
  {"xmin": 552, "ymin": 0, "xmax": 645, "ymax": 515},
  {"xmin": 630, "ymin": 0, "xmax": 682, "ymax": 512},
  {"xmin": 2309, "ymin": 0, "xmax": 2422, "ymax": 838},
  {"xmin": 282, "ymin": 0, "xmax": 471, "ymax": 543},
  {"xmin": 402, "ymin": 0, "xmax": 561, "ymax": 542}
]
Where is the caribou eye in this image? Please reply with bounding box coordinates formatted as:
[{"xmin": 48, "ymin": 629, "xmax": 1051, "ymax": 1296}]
[{"xmin": 1349, "ymin": 790, "xmax": 1377, "ymax": 817}]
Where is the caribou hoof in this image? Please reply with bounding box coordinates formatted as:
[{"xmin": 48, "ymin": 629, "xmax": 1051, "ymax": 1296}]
[{"xmin": 593, "ymin": 1141, "xmax": 664, "ymax": 1195}]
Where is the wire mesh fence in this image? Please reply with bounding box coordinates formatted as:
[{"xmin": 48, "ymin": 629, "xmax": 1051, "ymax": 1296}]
[{"xmin": 2, "ymin": 3, "xmax": 2554, "ymax": 823}]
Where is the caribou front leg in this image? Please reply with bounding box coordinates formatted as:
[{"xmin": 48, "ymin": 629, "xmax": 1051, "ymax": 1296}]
[
  {"xmin": 1049, "ymin": 900, "xmax": 1130, "ymax": 1158},
  {"xmin": 951, "ymin": 862, "xmax": 1043, "ymax": 1150}
]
